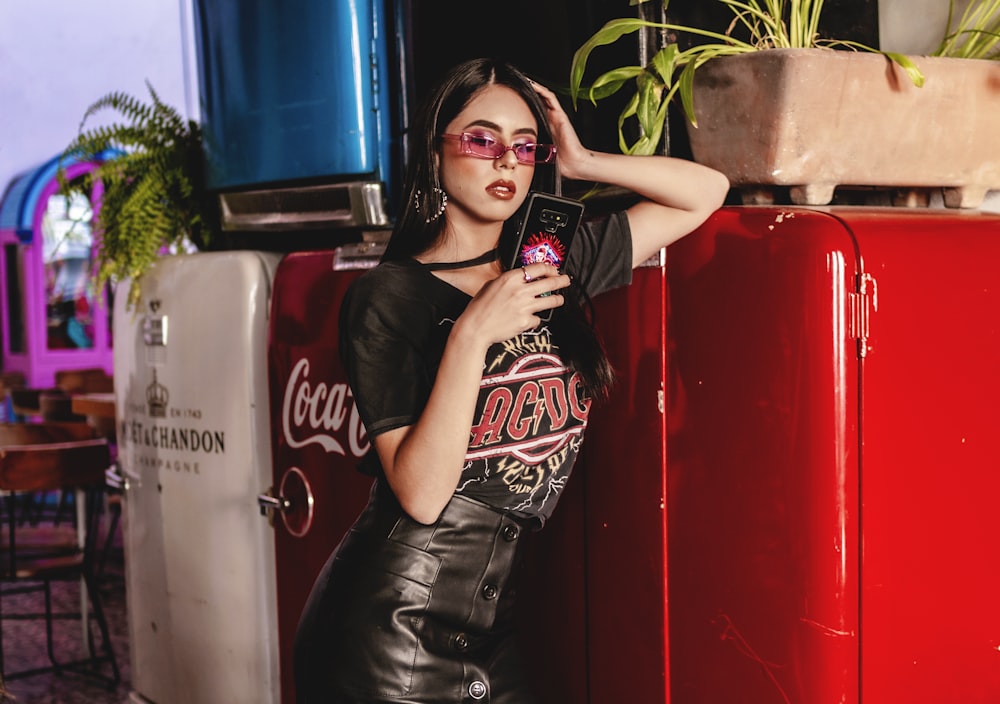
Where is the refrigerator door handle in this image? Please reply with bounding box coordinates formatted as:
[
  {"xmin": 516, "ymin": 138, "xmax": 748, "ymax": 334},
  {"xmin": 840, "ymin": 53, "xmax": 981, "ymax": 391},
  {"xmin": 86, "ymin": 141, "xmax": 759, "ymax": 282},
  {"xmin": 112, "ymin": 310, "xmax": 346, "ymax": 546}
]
[
  {"xmin": 257, "ymin": 490, "xmax": 291, "ymax": 519},
  {"xmin": 257, "ymin": 467, "xmax": 315, "ymax": 537}
]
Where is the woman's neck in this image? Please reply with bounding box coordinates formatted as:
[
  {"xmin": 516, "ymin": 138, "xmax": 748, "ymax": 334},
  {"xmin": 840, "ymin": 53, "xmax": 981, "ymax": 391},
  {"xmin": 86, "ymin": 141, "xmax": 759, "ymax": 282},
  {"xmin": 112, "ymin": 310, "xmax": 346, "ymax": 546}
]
[{"xmin": 417, "ymin": 219, "xmax": 502, "ymax": 265}]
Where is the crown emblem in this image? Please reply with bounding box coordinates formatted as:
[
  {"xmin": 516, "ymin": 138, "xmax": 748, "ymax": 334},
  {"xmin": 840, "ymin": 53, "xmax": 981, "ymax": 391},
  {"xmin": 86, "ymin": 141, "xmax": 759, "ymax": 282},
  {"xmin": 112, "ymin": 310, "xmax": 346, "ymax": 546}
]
[{"xmin": 146, "ymin": 369, "xmax": 169, "ymax": 418}]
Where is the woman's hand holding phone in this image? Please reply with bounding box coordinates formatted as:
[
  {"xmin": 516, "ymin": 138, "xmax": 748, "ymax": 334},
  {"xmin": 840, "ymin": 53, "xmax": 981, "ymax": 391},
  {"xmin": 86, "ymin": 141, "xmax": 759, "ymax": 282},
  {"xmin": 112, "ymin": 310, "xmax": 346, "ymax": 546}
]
[{"xmin": 457, "ymin": 264, "xmax": 569, "ymax": 348}]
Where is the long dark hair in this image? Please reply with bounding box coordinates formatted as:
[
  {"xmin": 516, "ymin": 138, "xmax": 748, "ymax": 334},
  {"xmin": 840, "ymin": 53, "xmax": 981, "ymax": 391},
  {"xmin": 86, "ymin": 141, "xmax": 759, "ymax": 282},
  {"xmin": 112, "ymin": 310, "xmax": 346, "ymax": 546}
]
[{"xmin": 384, "ymin": 58, "xmax": 615, "ymax": 401}]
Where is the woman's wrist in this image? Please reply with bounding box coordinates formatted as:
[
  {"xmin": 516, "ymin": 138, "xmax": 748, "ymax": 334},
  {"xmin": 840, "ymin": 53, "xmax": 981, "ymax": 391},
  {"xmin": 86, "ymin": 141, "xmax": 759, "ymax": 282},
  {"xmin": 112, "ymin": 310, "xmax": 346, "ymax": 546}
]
[
  {"xmin": 448, "ymin": 315, "xmax": 491, "ymax": 360},
  {"xmin": 558, "ymin": 148, "xmax": 603, "ymax": 183}
]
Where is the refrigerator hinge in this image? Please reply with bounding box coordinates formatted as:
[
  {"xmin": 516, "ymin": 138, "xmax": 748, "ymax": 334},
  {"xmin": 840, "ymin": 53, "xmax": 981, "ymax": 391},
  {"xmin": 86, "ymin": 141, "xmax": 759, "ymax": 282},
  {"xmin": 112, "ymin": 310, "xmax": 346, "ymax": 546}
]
[{"xmin": 849, "ymin": 272, "xmax": 878, "ymax": 358}]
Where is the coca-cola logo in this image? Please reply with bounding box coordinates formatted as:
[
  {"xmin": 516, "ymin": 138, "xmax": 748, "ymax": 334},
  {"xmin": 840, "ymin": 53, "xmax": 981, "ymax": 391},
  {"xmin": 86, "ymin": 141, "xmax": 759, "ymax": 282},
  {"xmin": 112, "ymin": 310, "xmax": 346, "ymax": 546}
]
[{"xmin": 281, "ymin": 358, "xmax": 369, "ymax": 457}]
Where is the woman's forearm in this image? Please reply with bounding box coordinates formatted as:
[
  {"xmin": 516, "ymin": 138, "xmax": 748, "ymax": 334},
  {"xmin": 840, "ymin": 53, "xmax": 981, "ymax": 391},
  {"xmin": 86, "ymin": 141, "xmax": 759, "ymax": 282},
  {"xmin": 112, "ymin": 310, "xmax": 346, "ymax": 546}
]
[{"xmin": 374, "ymin": 319, "xmax": 488, "ymax": 524}]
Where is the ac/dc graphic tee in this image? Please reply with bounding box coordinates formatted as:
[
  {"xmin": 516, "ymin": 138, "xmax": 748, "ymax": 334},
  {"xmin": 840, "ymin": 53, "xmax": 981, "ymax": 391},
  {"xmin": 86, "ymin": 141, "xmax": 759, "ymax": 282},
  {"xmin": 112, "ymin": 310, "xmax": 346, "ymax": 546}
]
[{"xmin": 340, "ymin": 211, "xmax": 633, "ymax": 524}]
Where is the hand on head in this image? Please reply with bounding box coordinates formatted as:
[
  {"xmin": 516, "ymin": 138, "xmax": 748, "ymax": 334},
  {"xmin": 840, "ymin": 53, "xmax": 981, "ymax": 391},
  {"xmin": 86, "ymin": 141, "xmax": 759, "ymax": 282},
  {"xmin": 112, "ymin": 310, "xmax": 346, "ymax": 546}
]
[{"xmin": 529, "ymin": 80, "xmax": 587, "ymax": 177}]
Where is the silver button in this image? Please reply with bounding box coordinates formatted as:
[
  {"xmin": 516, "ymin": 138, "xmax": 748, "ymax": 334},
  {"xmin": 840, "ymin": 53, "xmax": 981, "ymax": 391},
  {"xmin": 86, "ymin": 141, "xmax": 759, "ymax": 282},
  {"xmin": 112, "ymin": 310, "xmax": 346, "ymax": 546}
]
[{"xmin": 469, "ymin": 680, "xmax": 487, "ymax": 700}]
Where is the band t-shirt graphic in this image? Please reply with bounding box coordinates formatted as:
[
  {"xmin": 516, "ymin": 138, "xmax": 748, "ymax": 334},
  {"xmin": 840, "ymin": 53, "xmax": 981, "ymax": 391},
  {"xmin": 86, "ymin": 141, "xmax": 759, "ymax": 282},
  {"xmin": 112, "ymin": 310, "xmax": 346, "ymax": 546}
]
[
  {"xmin": 341, "ymin": 211, "xmax": 633, "ymax": 524},
  {"xmin": 459, "ymin": 326, "xmax": 589, "ymax": 518}
]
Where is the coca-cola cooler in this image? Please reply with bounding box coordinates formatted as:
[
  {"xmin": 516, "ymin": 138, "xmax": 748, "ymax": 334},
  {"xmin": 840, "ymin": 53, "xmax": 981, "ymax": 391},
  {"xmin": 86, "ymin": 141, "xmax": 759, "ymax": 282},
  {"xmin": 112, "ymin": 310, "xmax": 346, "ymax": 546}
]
[
  {"xmin": 262, "ymin": 246, "xmax": 377, "ymax": 704},
  {"xmin": 113, "ymin": 250, "xmax": 283, "ymax": 704},
  {"xmin": 579, "ymin": 205, "xmax": 1000, "ymax": 703}
]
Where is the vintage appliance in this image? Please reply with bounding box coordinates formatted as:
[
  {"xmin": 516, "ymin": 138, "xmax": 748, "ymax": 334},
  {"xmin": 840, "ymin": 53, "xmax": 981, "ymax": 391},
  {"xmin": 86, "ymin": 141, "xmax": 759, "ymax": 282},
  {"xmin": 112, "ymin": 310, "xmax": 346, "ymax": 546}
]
[{"xmin": 112, "ymin": 250, "xmax": 282, "ymax": 704}]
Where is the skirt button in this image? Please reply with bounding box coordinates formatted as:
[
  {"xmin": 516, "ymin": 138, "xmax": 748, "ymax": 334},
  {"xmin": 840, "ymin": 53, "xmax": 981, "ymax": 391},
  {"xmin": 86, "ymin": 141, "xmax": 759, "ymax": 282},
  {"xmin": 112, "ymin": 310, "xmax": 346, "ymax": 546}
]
[{"xmin": 469, "ymin": 680, "xmax": 488, "ymax": 700}]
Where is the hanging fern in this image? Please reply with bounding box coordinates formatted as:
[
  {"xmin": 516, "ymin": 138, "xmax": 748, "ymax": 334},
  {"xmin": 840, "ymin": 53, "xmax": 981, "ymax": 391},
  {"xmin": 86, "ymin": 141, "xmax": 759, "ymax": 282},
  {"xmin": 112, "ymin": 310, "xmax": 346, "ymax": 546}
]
[{"xmin": 57, "ymin": 81, "xmax": 217, "ymax": 308}]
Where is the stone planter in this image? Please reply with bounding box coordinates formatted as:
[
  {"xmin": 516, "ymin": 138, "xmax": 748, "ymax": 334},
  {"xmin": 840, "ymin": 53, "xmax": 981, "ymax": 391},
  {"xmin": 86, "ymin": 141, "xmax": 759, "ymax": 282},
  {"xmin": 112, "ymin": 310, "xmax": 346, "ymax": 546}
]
[{"xmin": 684, "ymin": 49, "xmax": 1000, "ymax": 208}]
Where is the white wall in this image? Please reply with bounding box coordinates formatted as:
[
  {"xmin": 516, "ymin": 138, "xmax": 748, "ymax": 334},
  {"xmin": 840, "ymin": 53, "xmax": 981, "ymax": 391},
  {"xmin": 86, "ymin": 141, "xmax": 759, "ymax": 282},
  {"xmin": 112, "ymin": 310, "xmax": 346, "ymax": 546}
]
[
  {"xmin": 879, "ymin": 0, "xmax": 954, "ymax": 54},
  {"xmin": 0, "ymin": 0, "xmax": 195, "ymax": 195}
]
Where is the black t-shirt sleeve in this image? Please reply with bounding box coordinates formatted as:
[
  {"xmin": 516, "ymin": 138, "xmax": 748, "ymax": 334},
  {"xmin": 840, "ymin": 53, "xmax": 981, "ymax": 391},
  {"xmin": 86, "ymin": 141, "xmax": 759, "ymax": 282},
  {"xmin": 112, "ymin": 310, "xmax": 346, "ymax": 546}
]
[
  {"xmin": 338, "ymin": 267, "xmax": 435, "ymax": 439},
  {"xmin": 564, "ymin": 210, "xmax": 634, "ymax": 297}
]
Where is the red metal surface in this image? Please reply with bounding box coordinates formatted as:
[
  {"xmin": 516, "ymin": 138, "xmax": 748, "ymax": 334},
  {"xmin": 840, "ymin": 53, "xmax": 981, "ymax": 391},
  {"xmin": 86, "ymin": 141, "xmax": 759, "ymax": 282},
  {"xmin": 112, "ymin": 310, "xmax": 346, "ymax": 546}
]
[
  {"xmin": 655, "ymin": 206, "xmax": 1000, "ymax": 703},
  {"xmin": 842, "ymin": 209, "xmax": 1000, "ymax": 703},
  {"xmin": 664, "ymin": 207, "xmax": 862, "ymax": 703},
  {"xmin": 267, "ymin": 207, "xmax": 1000, "ymax": 704},
  {"xmin": 516, "ymin": 458, "xmax": 589, "ymax": 704},
  {"xmin": 267, "ymin": 252, "xmax": 375, "ymax": 704},
  {"xmin": 580, "ymin": 264, "xmax": 670, "ymax": 703}
]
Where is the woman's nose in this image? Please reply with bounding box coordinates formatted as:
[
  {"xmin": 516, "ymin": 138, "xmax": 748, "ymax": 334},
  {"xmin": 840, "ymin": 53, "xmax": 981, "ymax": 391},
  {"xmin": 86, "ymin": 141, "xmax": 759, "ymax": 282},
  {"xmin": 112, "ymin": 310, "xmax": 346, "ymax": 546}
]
[{"xmin": 495, "ymin": 148, "xmax": 519, "ymax": 168}]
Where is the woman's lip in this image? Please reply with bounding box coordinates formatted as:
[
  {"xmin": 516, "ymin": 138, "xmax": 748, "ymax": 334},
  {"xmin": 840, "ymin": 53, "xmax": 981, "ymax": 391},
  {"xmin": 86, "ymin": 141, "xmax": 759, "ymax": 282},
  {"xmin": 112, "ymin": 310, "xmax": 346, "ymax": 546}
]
[{"xmin": 486, "ymin": 180, "xmax": 516, "ymax": 200}]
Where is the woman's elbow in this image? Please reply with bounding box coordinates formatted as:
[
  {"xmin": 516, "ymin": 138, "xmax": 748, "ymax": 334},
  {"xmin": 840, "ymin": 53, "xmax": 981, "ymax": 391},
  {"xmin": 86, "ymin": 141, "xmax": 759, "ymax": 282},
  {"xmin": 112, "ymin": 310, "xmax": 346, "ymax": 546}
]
[
  {"xmin": 397, "ymin": 493, "xmax": 447, "ymax": 525},
  {"xmin": 704, "ymin": 169, "xmax": 731, "ymax": 211}
]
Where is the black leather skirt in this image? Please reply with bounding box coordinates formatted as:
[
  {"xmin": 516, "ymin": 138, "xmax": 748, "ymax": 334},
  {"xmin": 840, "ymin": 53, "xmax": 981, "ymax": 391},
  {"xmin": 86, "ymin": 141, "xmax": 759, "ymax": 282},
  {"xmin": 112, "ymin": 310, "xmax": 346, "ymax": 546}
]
[{"xmin": 294, "ymin": 480, "xmax": 539, "ymax": 704}]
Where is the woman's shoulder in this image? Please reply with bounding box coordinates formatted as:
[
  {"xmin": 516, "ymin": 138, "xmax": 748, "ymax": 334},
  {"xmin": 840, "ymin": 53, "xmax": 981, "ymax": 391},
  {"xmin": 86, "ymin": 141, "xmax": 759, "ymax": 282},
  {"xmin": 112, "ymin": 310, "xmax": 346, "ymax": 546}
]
[
  {"xmin": 347, "ymin": 259, "xmax": 426, "ymax": 299},
  {"xmin": 342, "ymin": 259, "xmax": 442, "ymax": 326}
]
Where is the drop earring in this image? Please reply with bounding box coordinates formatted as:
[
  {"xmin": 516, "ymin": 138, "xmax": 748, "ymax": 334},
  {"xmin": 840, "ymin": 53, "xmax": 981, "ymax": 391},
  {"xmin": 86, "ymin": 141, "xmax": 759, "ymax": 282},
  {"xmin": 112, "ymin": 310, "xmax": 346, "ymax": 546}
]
[{"xmin": 414, "ymin": 187, "xmax": 447, "ymax": 223}]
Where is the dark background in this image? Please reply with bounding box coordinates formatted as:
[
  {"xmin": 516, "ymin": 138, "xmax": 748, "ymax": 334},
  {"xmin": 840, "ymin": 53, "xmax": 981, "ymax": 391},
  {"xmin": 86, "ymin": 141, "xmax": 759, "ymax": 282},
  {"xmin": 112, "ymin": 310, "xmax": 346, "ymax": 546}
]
[{"xmin": 405, "ymin": 0, "xmax": 880, "ymax": 159}]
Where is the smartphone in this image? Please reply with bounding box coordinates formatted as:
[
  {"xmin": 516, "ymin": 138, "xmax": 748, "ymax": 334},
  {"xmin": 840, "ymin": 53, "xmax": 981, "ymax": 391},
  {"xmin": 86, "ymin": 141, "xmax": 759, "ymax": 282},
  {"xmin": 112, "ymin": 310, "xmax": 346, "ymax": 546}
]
[
  {"xmin": 504, "ymin": 192, "xmax": 584, "ymax": 272},
  {"xmin": 502, "ymin": 192, "xmax": 584, "ymax": 321}
]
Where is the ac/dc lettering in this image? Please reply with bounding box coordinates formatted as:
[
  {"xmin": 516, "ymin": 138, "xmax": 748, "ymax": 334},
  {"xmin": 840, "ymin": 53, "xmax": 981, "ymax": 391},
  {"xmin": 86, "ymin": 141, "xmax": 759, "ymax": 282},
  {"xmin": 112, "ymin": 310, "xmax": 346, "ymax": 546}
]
[
  {"xmin": 455, "ymin": 320, "xmax": 592, "ymax": 518},
  {"xmin": 468, "ymin": 354, "xmax": 589, "ymax": 464}
]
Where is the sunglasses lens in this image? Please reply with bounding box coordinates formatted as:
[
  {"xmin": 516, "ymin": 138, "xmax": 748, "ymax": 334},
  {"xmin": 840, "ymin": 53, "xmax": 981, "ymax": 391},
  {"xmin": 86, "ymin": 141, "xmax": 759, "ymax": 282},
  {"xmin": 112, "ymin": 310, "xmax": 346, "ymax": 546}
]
[
  {"xmin": 513, "ymin": 144, "xmax": 537, "ymax": 163},
  {"xmin": 515, "ymin": 144, "xmax": 556, "ymax": 164},
  {"xmin": 462, "ymin": 134, "xmax": 504, "ymax": 158}
]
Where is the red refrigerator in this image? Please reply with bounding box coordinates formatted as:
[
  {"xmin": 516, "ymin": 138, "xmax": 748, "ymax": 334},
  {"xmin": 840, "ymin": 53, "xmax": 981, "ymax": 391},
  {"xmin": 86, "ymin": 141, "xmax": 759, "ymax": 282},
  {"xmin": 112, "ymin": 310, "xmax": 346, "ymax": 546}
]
[
  {"xmin": 264, "ymin": 248, "xmax": 377, "ymax": 704},
  {"xmin": 580, "ymin": 205, "xmax": 1000, "ymax": 703},
  {"xmin": 264, "ymin": 206, "xmax": 1000, "ymax": 703}
]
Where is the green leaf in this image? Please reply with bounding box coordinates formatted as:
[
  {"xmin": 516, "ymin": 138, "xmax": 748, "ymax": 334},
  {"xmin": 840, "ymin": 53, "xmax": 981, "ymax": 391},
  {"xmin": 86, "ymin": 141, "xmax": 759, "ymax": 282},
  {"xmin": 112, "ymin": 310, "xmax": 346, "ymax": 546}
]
[
  {"xmin": 589, "ymin": 66, "xmax": 646, "ymax": 104},
  {"xmin": 635, "ymin": 71, "xmax": 665, "ymax": 137},
  {"xmin": 570, "ymin": 18, "xmax": 670, "ymax": 107},
  {"xmin": 882, "ymin": 52, "xmax": 926, "ymax": 87},
  {"xmin": 650, "ymin": 44, "xmax": 679, "ymax": 87}
]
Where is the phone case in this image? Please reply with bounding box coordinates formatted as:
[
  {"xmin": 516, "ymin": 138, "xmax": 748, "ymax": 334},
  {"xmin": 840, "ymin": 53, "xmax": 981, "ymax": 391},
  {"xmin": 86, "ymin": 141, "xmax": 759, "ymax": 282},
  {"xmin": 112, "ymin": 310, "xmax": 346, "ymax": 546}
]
[{"xmin": 505, "ymin": 192, "xmax": 584, "ymax": 272}]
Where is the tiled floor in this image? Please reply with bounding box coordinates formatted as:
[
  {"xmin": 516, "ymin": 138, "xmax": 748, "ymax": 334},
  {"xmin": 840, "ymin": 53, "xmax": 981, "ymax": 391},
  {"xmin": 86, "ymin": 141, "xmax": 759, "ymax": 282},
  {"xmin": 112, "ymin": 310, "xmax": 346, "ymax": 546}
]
[{"xmin": 2, "ymin": 533, "xmax": 131, "ymax": 703}]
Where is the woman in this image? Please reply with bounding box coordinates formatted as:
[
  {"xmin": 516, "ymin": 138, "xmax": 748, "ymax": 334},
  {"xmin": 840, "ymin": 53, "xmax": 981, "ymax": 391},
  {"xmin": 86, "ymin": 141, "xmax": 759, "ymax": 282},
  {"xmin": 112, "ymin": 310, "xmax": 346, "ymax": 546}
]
[{"xmin": 294, "ymin": 58, "xmax": 729, "ymax": 703}]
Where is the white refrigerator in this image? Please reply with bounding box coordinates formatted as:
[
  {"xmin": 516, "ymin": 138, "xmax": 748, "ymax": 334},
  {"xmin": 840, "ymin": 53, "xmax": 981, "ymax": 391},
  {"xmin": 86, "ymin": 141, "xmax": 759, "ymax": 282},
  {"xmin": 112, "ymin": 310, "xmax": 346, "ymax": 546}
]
[{"xmin": 113, "ymin": 251, "xmax": 283, "ymax": 704}]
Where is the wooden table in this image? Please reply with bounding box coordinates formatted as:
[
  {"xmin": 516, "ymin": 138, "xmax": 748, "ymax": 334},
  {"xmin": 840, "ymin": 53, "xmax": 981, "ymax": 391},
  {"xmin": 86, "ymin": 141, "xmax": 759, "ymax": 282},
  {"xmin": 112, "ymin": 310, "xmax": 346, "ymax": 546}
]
[{"xmin": 70, "ymin": 392, "xmax": 116, "ymax": 420}]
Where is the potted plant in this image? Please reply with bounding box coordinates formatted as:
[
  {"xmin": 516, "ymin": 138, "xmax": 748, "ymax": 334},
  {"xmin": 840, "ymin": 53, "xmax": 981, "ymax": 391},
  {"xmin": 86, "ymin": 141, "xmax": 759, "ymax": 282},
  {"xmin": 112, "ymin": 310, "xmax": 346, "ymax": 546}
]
[
  {"xmin": 931, "ymin": 0, "xmax": 1000, "ymax": 59},
  {"xmin": 57, "ymin": 82, "xmax": 218, "ymax": 307},
  {"xmin": 570, "ymin": 0, "xmax": 1000, "ymax": 208}
]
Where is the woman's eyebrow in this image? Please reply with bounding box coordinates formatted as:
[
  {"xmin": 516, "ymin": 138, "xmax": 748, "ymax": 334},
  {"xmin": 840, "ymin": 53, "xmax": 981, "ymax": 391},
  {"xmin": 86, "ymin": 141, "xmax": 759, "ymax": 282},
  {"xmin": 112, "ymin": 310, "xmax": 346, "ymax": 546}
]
[{"xmin": 462, "ymin": 118, "xmax": 538, "ymax": 137}]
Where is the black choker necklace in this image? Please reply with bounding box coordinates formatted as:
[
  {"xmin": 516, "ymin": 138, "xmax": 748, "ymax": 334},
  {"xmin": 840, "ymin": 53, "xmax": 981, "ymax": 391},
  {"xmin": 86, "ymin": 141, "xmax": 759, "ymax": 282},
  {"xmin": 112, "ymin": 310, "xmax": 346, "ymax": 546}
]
[{"xmin": 423, "ymin": 248, "xmax": 499, "ymax": 271}]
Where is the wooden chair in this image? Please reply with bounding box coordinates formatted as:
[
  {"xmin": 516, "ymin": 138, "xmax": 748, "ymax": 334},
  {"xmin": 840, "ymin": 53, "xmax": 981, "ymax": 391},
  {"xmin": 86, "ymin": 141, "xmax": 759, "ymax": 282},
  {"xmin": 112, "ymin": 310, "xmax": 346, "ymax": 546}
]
[
  {"xmin": 54, "ymin": 368, "xmax": 114, "ymax": 395},
  {"xmin": 7, "ymin": 387, "xmax": 54, "ymax": 422},
  {"xmin": 0, "ymin": 433, "xmax": 120, "ymax": 685},
  {"xmin": 39, "ymin": 393, "xmax": 87, "ymax": 423},
  {"xmin": 0, "ymin": 422, "xmax": 97, "ymax": 529}
]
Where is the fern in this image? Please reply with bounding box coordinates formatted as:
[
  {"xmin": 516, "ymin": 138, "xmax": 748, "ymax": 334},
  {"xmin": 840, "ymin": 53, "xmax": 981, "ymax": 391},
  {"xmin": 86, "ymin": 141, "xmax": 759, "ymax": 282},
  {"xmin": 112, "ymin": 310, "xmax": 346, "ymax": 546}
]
[{"xmin": 57, "ymin": 81, "xmax": 217, "ymax": 308}]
